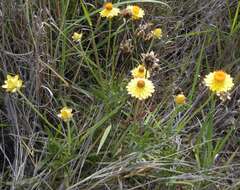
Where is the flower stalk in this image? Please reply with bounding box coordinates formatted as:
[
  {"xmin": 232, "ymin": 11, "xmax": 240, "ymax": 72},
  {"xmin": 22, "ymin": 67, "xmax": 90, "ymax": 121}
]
[{"xmin": 17, "ymin": 90, "xmax": 64, "ymax": 136}]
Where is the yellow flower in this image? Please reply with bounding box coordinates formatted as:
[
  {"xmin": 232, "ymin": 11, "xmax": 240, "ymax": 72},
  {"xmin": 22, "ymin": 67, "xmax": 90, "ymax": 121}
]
[
  {"xmin": 126, "ymin": 5, "xmax": 145, "ymax": 20},
  {"xmin": 204, "ymin": 70, "xmax": 234, "ymax": 93},
  {"xmin": 2, "ymin": 74, "xmax": 23, "ymax": 93},
  {"xmin": 72, "ymin": 32, "xmax": 82, "ymax": 42},
  {"xmin": 100, "ymin": 2, "xmax": 120, "ymax": 19},
  {"xmin": 126, "ymin": 78, "xmax": 155, "ymax": 100},
  {"xmin": 152, "ymin": 28, "xmax": 162, "ymax": 39},
  {"xmin": 131, "ymin": 65, "xmax": 150, "ymax": 78},
  {"xmin": 175, "ymin": 93, "xmax": 186, "ymax": 105},
  {"xmin": 58, "ymin": 107, "xmax": 73, "ymax": 122}
]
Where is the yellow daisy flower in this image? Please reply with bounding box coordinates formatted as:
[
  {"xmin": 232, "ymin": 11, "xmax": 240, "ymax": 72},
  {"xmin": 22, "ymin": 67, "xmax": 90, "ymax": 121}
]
[
  {"xmin": 126, "ymin": 5, "xmax": 145, "ymax": 20},
  {"xmin": 204, "ymin": 70, "xmax": 234, "ymax": 93},
  {"xmin": 72, "ymin": 32, "xmax": 83, "ymax": 42},
  {"xmin": 58, "ymin": 107, "xmax": 73, "ymax": 122},
  {"xmin": 100, "ymin": 2, "xmax": 120, "ymax": 19},
  {"xmin": 126, "ymin": 78, "xmax": 155, "ymax": 100},
  {"xmin": 131, "ymin": 65, "xmax": 150, "ymax": 78},
  {"xmin": 175, "ymin": 93, "xmax": 186, "ymax": 105},
  {"xmin": 152, "ymin": 28, "xmax": 162, "ymax": 39},
  {"xmin": 2, "ymin": 74, "xmax": 23, "ymax": 93}
]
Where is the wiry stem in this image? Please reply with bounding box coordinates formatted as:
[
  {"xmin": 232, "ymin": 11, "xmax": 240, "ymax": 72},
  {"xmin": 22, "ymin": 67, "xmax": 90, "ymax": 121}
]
[{"xmin": 17, "ymin": 90, "xmax": 64, "ymax": 136}]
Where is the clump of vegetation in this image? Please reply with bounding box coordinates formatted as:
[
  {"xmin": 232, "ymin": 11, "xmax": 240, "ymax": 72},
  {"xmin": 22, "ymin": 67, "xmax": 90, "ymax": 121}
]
[{"xmin": 0, "ymin": 0, "xmax": 240, "ymax": 189}]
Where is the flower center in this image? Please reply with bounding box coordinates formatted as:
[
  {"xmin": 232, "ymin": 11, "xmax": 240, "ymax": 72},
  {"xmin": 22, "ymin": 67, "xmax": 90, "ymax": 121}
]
[
  {"xmin": 175, "ymin": 94, "xmax": 186, "ymax": 104},
  {"xmin": 138, "ymin": 66, "xmax": 145, "ymax": 73},
  {"xmin": 137, "ymin": 80, "xmax": 145, "ymax": 88},
  {"xmin": 214, "ymin": 70, "xmax": 226, "ymax": 82},
  {"xmin": 153, "ymin": 28, "xmax": 162, "ymax": 37},
  {"xmin": 132, "ymin": 5, "xmax": 140, "ymax": 15},
  {"xmin": 105, "ymin": 2, "xmax": 113, "ymax": 10},
  {"xmin": 61, "ymin": 111, "xmax": 69, "ymax": 118}
]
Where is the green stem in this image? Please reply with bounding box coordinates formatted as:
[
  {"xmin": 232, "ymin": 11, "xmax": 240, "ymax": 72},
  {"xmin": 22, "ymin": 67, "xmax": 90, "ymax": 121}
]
[
  {"xmin": 208, "ymin": 93, "xmax": 215, "ymax": 165},
  {"xmin": 147, "ymin": 38, "xmax": 154, "ymax": 53},
  {"xmin": 67, "ymin": 121, "xmax": 72, "ymax": 155},
  {"xmin": 111, "ymin": 21, "xmax": 126, "ymax": 82},
  {"xmin": 90, "ymin": 25, "xmax": 103, "ymax": 81},
  {"xmin": 133, "ymin": 100, "xmax": 141, "ymax": 123},
  {"xmin": 78, "ymin": 43, "xmax": 103, "ymax": 87},
  {"xmin": 132, "ymin": 100, "xmax": 144, "ymax": 134},
  {"xmin": 176, "ymin": 94, "xmax": 212, "ymax": 133},
  {"xmin": 17, "ymin": 90, "xmax": 64, "ymax": 136},
  {"xmin": 106, "ymin": 20, "xmax": 112, "ymax": 66}
]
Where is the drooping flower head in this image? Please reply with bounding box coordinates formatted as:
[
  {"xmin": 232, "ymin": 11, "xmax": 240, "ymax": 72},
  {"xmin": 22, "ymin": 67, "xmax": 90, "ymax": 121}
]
[
  {"xmin": 135, "ymin": 23, "xmax": 153, "ymax": 40},
  {"xmin": 72, "ymin": 32, "xmax": 83, "ymax": 42},
  {"xmin": 126, "ymin": 78, "xmax": 155, "ymax": 100},
  {"xmin": 120, "ymin": 39, "xmax": 133, "ymax": 54},
  {"xmin": 175, "ymin": 93, "xmax": 186, "ymax": 105},
  {"xmin": 2, "ymin": 74, "xmax": 23, "ymax": 93},
  {"xmin": 58, "ymin": 107, "xmax": 73, "ymax": 122},
  {"xmin": 204, "ymin": 70, "xmax": 234, "ymax": 93},
  {"xmin": 126, "ymin": 5, "xmax": 145, "ymax": 20},
  {"xmin": 141, "ymin": 51, "xmax": 159, "ymax": 69},
  {"xmin": 100, "ymin": 2, "xmax": 120, "ymax": 19},
  {"xmin": 152, "ymin": 28, "xmax": 162, "ymax": 39},
  {"xmin": 131, "ymin": 65, "xmax": 150, "ymax": 78}
]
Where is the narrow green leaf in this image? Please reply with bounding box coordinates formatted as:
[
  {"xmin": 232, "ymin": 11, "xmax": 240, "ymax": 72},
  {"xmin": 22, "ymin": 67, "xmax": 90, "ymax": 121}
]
[
  {"xmin": 116, "ymin": 0, "xmax": 171, "ymax": 11},
  {"xmin": 213, "ymin": 127, "xmax": 234, "ymax": 157},
  {"xmin": 189, "ymin": 36, "xmax": 206, "ymax": 100},
  {"xmin": 80, "ymin": 104, "xmax": 123, "ymax": 143},
  {"xmin": 97, "ymin": 125, "xmax": 112, "ymax": 154},
  {"xmin": 230, "ymin": 1, "xmax": 240, "ymax": 34},
  {"xmin": 80, "ymin": 0, "xmax": 92, "ymax": 26}
]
